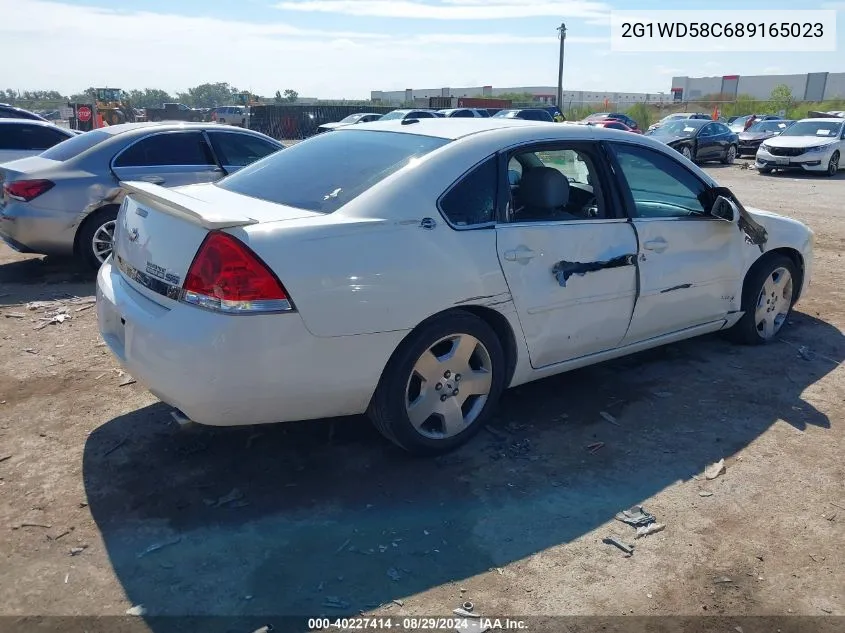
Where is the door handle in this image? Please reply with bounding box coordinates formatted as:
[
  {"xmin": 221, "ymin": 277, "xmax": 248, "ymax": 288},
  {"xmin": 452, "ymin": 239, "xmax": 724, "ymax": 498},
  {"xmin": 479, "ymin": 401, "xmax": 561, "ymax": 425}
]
[
  {"xmin": 504, "ymin": 247, "xmax": 536, "ymax": 263},
  {"xmin": 643, "ymin": 238, "xmax": 668, "ymax": 253},
  {"xmin": 140, "ymin": 176, "xmax": 165, "ymax": 184}
]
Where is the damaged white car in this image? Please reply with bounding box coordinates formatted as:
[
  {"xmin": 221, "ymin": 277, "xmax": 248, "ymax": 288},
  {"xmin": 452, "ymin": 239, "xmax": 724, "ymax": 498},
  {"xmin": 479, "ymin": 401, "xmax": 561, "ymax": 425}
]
[{"xmin": 96, "ymin": 119, "xmax": 814, "ymax": 455}]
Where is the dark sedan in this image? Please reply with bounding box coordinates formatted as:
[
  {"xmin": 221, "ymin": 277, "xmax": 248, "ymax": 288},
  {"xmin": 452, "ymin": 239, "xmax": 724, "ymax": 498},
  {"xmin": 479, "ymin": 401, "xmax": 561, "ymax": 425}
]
[
  {"xmin": 646, "ymin": 119, "xmax": 739, "ymax": 164},
  {"xmin": 737, "ymin": 119, "xmax": 795, "ymax": 156}
]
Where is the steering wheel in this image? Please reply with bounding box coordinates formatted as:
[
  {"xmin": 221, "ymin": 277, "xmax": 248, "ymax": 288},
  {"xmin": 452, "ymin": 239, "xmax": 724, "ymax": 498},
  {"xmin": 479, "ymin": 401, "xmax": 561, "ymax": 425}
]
[{"xmin": 581, "ymin": 197, "xmax": 600, "ymax": 218}]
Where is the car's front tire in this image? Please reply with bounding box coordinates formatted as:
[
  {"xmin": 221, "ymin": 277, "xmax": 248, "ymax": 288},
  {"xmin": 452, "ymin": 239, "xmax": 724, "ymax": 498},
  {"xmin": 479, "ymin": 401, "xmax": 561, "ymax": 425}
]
[
  {"xmin": 77, "ymin": 206, "xmax": 119, "ymax": 272},
  {"xmin": 827, "ymin": 151, "xmax": 839, "ymax": 177},
  {"xmin": 368, "ymin": 311, "xmax": 506, "ymax": 455},
  {"xmin": 728, "ymin": 254, "xmax": 798, "ymax": 345}
]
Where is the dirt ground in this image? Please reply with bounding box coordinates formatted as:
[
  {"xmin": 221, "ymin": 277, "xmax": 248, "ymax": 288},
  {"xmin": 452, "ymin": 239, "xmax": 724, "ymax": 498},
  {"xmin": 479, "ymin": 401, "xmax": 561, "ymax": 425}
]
[{"xmin": 0, "ymin": 158, "xmax": 843, "ymax": 632}]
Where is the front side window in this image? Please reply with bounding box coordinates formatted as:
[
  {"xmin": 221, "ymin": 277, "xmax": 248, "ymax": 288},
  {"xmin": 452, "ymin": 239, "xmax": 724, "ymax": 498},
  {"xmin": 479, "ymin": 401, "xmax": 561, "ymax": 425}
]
[
  {"xmin": 611, "ymin": 143, "xmax": 710, "ymax": 218},
  {"xmin": 507, "ymin": 146, "xmax": 607, "ymax": 222},
  {"xmin": 216, "ymin": 129, "xmax": 449, "ymax": 213},
  {"xmin": 439, "ymin": 156, "xmax": 497, "ymax": 227},
  {"xmin": 114, "ymin": 132, "xmax": 215, "ymax": 167}
]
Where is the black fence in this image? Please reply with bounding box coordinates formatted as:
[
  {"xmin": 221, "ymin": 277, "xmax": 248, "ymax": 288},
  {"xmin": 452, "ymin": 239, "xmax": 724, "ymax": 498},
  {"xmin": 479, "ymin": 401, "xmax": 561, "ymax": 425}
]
[{"xmin": 249, "ymin": 104, "xmax": 395, "ymax": 140}]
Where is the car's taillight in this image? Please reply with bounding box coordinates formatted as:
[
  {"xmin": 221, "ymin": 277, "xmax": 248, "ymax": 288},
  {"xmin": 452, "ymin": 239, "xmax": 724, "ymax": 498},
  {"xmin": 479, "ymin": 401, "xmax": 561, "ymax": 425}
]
[
  {"xmin": 4, "ymin": 179, "xmax": 55, "ymax": 202},
  {"xmin": 181, "ymin": 231, "xmax": 293, "ymax": 314}
]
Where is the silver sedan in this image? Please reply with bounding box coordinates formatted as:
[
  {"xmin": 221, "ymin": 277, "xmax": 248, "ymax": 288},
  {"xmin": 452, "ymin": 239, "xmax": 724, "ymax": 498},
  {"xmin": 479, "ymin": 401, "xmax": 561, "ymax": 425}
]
[{"xmin": 0, "ymin": 122, "xmax": 284, "ymax": 269}]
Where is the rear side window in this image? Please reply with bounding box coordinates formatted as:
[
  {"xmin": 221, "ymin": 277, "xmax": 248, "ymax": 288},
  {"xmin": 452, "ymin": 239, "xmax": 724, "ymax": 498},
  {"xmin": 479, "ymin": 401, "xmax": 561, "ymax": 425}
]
[
  {"xmin": 0, "ymin": 124, "xmax": 68, "ymax": 150},
  {"xmin": 438, "ymin": 156, "xmax": 497, "ymax": 226},
  {"xmin": 452, "ymin": 109, "xmax": 474, "ymax": 118},
  {"xmin": 217, "ymin": 129, "xmax": 449, "ymax": 213},
  {"xmin": 114, "ymin": 131, "xmax": 215, "ymax": 167},
  {"xmin": 40, "ymin": 129, "xmax": 111, "ymax": 161},
  {"xmin": 208, "ymin": 132, "xmax": 280, "ymax": 167}
]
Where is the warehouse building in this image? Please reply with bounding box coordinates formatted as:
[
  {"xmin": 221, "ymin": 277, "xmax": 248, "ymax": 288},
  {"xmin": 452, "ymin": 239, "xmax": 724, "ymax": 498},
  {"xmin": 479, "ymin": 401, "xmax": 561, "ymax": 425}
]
[
  {"xmin": 671, "ymin": 72, "xmax": 845, "ymax": 102},
  {"xmin": 370, "ymin": 85, "xmax": 673, "ymax": 107}
]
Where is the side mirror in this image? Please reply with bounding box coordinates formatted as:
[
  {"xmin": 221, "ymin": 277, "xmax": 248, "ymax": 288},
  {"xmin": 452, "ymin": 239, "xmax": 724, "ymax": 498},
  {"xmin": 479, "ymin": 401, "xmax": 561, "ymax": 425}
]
[{"xmin": 710, "ymin": 195, "xmax": 738, "ymax": 222}]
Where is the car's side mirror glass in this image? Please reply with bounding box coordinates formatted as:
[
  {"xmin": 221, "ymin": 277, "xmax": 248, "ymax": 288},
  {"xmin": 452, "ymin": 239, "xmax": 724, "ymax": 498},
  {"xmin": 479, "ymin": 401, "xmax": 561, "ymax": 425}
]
[{"xmin": 710, "ymin": 195, "xmax": 738, "ymax": 222}]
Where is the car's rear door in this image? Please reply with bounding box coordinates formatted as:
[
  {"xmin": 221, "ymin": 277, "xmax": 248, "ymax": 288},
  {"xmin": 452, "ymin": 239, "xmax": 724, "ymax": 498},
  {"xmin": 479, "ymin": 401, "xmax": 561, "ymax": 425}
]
[
  {"xmin": 608, "ymin": 141, "xmax": 745, "ymax": 344},
  {"xmin": 111, "ymin": 130, "xmax": 223, "ymax": 187},
  {"xmin": 495, "ymin": 141, "xmax": 639, "ymax": 368},
  {"xmin": 206, "ymin": 130, "xmax": 282, "ymax": 174}
]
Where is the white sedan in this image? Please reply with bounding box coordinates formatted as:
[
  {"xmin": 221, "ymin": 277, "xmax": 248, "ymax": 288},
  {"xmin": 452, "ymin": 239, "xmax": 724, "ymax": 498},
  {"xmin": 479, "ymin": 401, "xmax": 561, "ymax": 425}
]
[
  {"xmin": 755, "ymin": 117, "xmax": 843, "ymax": 176},
  {"xmin": 96, "ymin": 119, "xmax": 814, "ymax": 455}
]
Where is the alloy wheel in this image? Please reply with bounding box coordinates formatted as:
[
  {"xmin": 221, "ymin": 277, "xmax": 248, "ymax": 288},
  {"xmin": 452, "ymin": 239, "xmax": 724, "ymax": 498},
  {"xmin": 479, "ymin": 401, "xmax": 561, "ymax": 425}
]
[
  {"xmin": 92, "ymin": 220, "xmax": 116, "ymax": 263},
  {"xmin": 726, "ymin": 145, "xmax": 736, "ymax": 164},
  {"xmin": 754, "ymin": 267, "xmax": 793, "ymax": 340},
  {"xmin": 404, "ymin": 333, "xmax": 493, "ymax": 440},
  {"xmin": 682, "ymin": 146, "xmax": 692, "ymax": 160},
  {"xmin": 829, "ymin": 152, "xmax": 839, "ymax": 177}
]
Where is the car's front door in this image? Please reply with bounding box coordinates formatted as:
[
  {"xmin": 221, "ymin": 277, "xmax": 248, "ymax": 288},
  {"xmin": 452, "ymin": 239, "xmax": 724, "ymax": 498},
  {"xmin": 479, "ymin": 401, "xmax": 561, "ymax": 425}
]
[
  {"xmin": 609, "ymin": 142, "xmax": 746, "ymax": 344},
  {"xmin": 111, "ymin": 130, "xmax": 223, "ymax": 187},
  {"xmin": 495, "ymin": 142, "xmax": 639, "ymax": 368}
]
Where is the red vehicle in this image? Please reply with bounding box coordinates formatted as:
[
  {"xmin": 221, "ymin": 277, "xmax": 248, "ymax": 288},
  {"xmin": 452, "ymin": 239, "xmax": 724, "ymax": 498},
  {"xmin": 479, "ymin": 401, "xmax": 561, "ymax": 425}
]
[
  {"xmin": 581, "ymin": 112, "xmax": 643, "ymax": 133},
  {"xmin": 588, "ymin": 120, "xmax": 639, "ymax": 133}
]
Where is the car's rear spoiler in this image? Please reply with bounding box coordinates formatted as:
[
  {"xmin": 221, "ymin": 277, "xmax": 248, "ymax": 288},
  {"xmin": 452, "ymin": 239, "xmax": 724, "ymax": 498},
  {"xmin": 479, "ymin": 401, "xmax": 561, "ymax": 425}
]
[{"xmin": 120, "ymin": 181, "xmax": 259, "ymax": 230}]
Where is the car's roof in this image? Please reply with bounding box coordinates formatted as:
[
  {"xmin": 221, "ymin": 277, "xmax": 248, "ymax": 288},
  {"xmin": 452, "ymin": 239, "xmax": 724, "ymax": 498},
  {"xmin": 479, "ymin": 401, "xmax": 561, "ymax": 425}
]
[
  {"xmin": 0, "ymin": 117, "xmax": 73, "ymax": 130},
  {"xmin": 96, "ymin": 122, "xmax": 263, "ymax": 137},
  {"xmin": 798, "ymin": 117, "xmax": 844, "ymax": 124},
  {"xmin": 342, "ymin": 117, "xmax": 570, "ymax": 140}
]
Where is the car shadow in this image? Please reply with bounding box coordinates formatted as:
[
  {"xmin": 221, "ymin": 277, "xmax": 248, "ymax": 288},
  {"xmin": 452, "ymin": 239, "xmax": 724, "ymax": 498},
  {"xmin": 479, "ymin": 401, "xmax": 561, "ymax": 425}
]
[
  {"xmin": 0, "ymin": 255, "xmax": 95, "ymax": 306},
  {"xmin": 82, "ymin": 312, "xmax": 842, "ymax": 630}
]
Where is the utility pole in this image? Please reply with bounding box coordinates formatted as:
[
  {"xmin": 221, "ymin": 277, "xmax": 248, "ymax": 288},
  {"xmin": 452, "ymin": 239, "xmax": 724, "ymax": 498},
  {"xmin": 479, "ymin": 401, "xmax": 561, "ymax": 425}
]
[{"xmin": 556, "ymin": 23, "xmax": 567, "ymax": 112}]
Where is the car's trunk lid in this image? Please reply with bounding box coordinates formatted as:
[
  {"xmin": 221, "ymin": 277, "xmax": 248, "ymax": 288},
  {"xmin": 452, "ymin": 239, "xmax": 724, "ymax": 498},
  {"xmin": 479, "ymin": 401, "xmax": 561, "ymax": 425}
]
[{"xmin": 114, "ymin": 181, "xmax": 322, "ymax": 306}]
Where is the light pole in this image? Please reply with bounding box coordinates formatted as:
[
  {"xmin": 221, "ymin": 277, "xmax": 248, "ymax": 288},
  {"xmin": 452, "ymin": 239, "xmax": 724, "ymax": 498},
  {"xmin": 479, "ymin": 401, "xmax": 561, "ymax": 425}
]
[{"xmin": 557, "ymin": 23, "xmax": 566, "ymax": 112}]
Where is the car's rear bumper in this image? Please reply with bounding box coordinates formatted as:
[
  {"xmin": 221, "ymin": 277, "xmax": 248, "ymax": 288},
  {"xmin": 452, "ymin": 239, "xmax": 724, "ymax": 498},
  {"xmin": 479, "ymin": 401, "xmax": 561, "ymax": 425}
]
[
  {"xmin": 0, "ymin": 201, "xmax": 76, "ymax": 255},
  {"xmin": 96, "ymin": 260, "xmax": 406, "ymax": 426}
]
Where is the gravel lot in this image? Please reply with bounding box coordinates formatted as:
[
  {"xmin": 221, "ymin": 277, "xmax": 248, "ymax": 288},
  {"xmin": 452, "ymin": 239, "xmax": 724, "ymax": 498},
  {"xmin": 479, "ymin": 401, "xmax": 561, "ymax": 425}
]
[{"xmin": 0, "ymin": 159, "xmax": 843, "ymax": 631}]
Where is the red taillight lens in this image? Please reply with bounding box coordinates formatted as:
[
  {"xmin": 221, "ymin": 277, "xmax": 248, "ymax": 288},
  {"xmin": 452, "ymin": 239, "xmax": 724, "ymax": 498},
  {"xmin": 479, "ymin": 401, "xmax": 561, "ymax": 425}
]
[
  {"xmin": 181, "ymin": 232, "xmax": 293, "ymax": 314},
  {"xmin": 4, "ymin": 179, "xmax": 55, "ymax": 202}
]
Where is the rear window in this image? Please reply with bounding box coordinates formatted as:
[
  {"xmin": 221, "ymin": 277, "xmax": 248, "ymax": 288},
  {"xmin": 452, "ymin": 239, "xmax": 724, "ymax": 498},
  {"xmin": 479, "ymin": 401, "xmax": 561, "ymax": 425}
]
[
  {"xmin": 40, "ymin": 129, "xmax": 111, "ymax": 161},
  {"xmin": 216, "ymin": 129, "xmax": 449, "ymax": 213}
]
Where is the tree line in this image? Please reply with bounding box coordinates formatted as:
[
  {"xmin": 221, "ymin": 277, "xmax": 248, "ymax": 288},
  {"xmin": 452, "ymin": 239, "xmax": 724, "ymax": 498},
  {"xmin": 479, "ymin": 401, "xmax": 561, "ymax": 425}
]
[{"xmin": 2, "ymin": 83, "xmax": 300, "ymax": 110}]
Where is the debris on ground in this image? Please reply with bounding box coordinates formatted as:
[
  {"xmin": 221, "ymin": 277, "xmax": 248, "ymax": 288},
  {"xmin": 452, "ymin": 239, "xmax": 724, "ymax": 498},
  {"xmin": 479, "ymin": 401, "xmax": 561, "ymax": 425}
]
[
  {"xmin": 797, "ymin": 345, "xmax": 815, "ymax": 361},
  {"xmin": 34, "ymin": 312, "xmax": 71, "ymax": 330},
  {"xmin": 103, "ymin": 439, "xmax": 126, "ymax": 457},
  {"xmin": 635, "ymin": 523, "xmax": 666, "ymax": 539},
  {"xmin": 137, "ymin": 536, "xmax": 182, "ymax": 558},
  {"xmin": 392, "ymin": 599, "xmax": 404, "ymax": 607},
  {"xmin": 714, "ymin": 576, "xmax": 733, "ymax": 584},
  {"xmin": 69, "ymin": 545, "xmax": 87, "ymax": 556},
  {"xmin": 603, "ymin": 536, "xmax": 634, "ymax": 555},
  {"xmin": 125, "ymin": 605, "xmax": 147, "ymax": 616},
  {"xmin": 334, "ymin": 538, "xmax": 351, "ymax": 554},
  {"xmin": 705, "ymin": 459, "xmax": 726, "ymax": 480},
  {"xmin": 3, "ymin": 312, "xmax": 25, "ymax": 319},
  {"xmin": 0, "ymin": 454, "xmax": 12, "ymax": 463},
  {"xmin": 615, "ymin": 506, "xmax": 656, "ymax": 527},
  {"xmin": 453, "ymin": 606, "xmax": 479, "ymax": 618},
  {"xmin": 118, "ymin": 376, "xmax": 137, "ymax": 387},
  {"xmin": 587, "ymin": 442, "xmax": 605, "ymax": 454},
  {"xmin": 12, "ymin": 522, "xmax": 52, "ymax": 530},
  {"xmin": 387, "ymin": 567, "xmax": 402, "ymax": 581},
  {"xmin": 699, "ymin": 491, "xmax": 714, "ymax": 497},
  {"xmin": 599, "ymin": 411, "xmax": 620, "ymax": 426}
]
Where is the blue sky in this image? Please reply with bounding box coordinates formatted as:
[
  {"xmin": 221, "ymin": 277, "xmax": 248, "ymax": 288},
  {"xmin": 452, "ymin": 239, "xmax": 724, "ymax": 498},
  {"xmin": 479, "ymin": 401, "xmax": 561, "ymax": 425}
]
[{"xmin": 1, "ymin": 0, "xmax": 842, "ymax": 98}]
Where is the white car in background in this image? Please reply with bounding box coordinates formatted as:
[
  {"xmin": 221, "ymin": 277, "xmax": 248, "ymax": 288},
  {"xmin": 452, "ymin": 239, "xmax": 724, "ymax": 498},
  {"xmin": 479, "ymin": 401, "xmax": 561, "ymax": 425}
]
[
  {"xmin": 96, "ymin": 119, "xmax": 814, "ymax": 455},
  {"xmin": 0, "ymin": 118, "xmax": 76, "ymax": 163},
  {"xmin": 755, "ymin": 118, "xmax": 844, "ymax": 176}
]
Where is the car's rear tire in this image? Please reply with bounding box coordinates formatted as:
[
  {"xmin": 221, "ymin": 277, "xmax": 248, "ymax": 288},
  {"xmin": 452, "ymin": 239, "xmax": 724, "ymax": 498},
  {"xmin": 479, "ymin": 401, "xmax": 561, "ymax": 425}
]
[
  {"xmin": 77, "ymin": 206, "xmax": 119, "ymax": 272},
  {"xmin": 368, "ymin": 311, "xmax": 506, "ymax": 455},
  {"xmin": 827, "ymin": 151, "xmax": 839, "ymax": 177},
  {"xmin": 728, "ymin": 254, "xmax": 798, "ymax": 345},
  {"xmin": 722, "ymin": 144, "xmax": 737, "ymax": 165}
]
